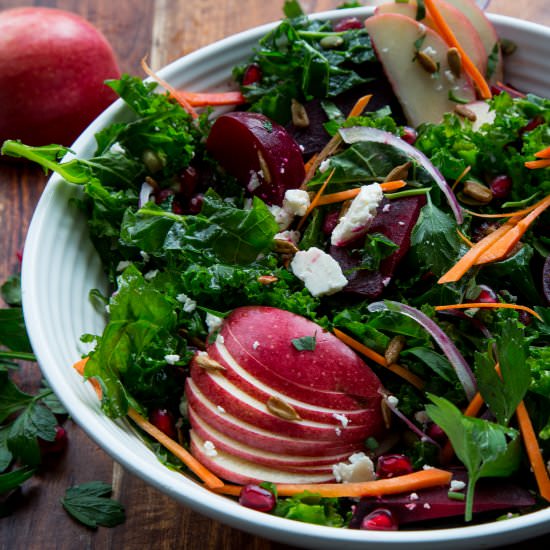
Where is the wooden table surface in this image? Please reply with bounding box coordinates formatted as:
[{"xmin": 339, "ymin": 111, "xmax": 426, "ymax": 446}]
[{"xmin": 1, "ymin": 1, "xmax": 549, "ymax": 549}]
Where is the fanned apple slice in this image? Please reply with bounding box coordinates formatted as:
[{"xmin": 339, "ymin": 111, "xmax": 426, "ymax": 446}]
[
  {"xmin": 364, "ymin": 13, "xmax": 476, "ymax": 127},
  {"xmin": 444, "ymin": 0, "xmax": 503, "ymax": 82},
  {"xmin": 376, "ymin": 0, "xmax": 487, "ymax": 76}
]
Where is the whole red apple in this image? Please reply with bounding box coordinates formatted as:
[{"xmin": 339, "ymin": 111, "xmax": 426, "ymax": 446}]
[{"xmin": 0, "ymin": 7, "xmax": 120, "ymax": 146}]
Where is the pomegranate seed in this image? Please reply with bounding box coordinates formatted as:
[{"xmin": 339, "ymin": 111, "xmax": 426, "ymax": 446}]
[
  {"xmin": 179, "ymin": 166, "xmax": 198, "ymax": 199},
  {"xmin": 155, "ymin": 188, "xmax": 174, "ymax": 204},
  {"xmin": 149, "ymin": 409, "xmax": 177, "ymax": 439},
  {"xmin": 333, "ymin": 17, "xmax": 363, "ymax": 32},
  {"xmin": 489, "ymin": 175, "xmax": 512, "ymax": 199},
  {"xmin": 239, "ymin": 484, "xmax": 276, "ymax": 512},
  {"xmin": 242, "ymin": 64, "xmax": 262, "ymax": 86},
  {"xmin": 401, "ymin": 126, "xmax": 417, "ymax": 145},
  {"xmin": 426, "ymin": 423, "xmax": 447, "ymax": 443},
  {"xmin": 188, "ymin": 193, "xmax": 204, "ymax": 214},
  {"xmin": 519, "ymin": 310, "xmax": 532, "ymax": 326},
  {"xmin": 476, "ymin": 288, "xmax": 498, "ymax": 303},
  {"xmin": 16, "ymin": 249, "xmax": 23, "ymax": 264},
  {"xmin": 39, "ymin": 426, "xmax": 68, "ymax": 455},
  {"xmin": 322, "ymin": 210, "xmax": 340, "ymax": 235},
  {"xmin": 520, "ymin": 116, "xmax": 544, "ymax": 135},
  {"xmin": 172, "ymin": 200, "xmax": 185, "ymax": 215},
  {"xmin": 360, "ymin": 508, "xmax": 398, "ymax": 531},
  {"xmin": 376, "ymin": 454, "xmax": 413, "ymax": 479}
]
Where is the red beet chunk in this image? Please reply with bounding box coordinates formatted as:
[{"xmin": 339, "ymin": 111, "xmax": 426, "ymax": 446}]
[
  {"xmin": 330, "ymin": 195, "xmax": 425, "ymax": 298},
  {"xmin": 349, "ymin": 472, "xmax": 535, "ymax": 527},
  {"xmin": 206, "ymin": 112, "xmax": 305, "ymax": 205}
]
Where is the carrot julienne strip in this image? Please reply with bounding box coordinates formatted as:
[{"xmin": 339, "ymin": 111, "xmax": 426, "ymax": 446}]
[
  {"xmin": 141, "ymin": 57, "xmax": 198, "ymax": 118},
  {"xmin": 456, "ymin": 228, "xmax": 473, "ymax": 247},
  {"xmin": 297, "ymin": 168, "xmax": 335, "ymax": 230},
  {"xmin": 434, "ymin": 302, "xmax": 542, "ymax": 321},
  {"xmin": 333, "ymin": 328, "xmax": 425, "ymax": 390},
  {"xmin": 451, "ymin": 165, "xmax": 472, "ymax": 191},
  {"xmin": 214, "ymin": 468, "xmax": 452, "ymax": 498},
  {"xmin": 72, "ymin": 358, "xmax": 224, "ymax": 490},
  {"xmin": 525, "ymin": 159, "xmax": 550, "ymax": 169},
  {"xmin": 177, "ymin": 90, "xmax": 246, "ymax": 107},
  {"xmin": 314, "ymin": 180, "xmax": 406, "ymax": 206},
  {"xmin": 424, "ymin": 0, "xmax": 491, "ymax": 100},
  {"xmin": 534, "ymin": 146, "xmax": 550, "ymax": 159},
  {"xmin": 474, "ymin": 194, "xmax": 550, "ymax": 264},
  {"xmin": 438, "ymin": 220, "xmax": 516, "ymax": 284},
  {"xmin": 127, "ymin": 408, "xmax": 224, "ymax": 490}
]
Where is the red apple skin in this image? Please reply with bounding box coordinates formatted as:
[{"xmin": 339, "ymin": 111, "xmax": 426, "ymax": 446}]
[
  {"xmin": 0, "ymin": 8, "xmax": 120, "ymax": 146},
  {"xmin": 221, "ymin": 306, "xmax": 384, "ymax": 403},
  {"xmin": 190, "ymin": 367, "xmax": 370, "ymax": 442},
  {"xmin": 186, "ymin": 378, "xmax": 362, "ymax": 457},
  {"xmin": 189, "ymin": 406, "xmax": 349, "ymax": 472},
  {"xmin": 194, "ymin": 346, "xmax": 377, "ymax": 425}
]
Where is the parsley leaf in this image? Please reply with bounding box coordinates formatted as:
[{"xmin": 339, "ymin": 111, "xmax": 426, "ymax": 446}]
[
  {"xmin": 274, "ymin": 491, "xmax": 345, "ymax": 527},
  {"xmin": 291, "ymin": 334, "xmax": 317, "ymax": 351},
  {"xmin": 61, "ymin": 481, "xmax": 125, "ymax": 528},
  {"xmin": 0, "ymin": 372, "xmax": 34, "ymax": 423},
  {"xmin": 475, "ymin": 317, "xmax": 530, "ymax": 426},
  {"xmin": 0, "ymin": 466, "xmax": 35, "ymax": 495},
  {"xmin": 426, "ymin": 394, "xmax": 521, "ymax": 522}
]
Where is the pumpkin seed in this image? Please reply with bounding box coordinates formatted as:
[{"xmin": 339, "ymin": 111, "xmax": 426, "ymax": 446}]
[
  {"xmin": 274, "ymin": 238, "xmax": 299, "ymax": 255},
  {"xmin": 257, "ymin": 150, "xmax": 271, "ymax": 184},
  {"xmin": 416, "ymin": 51, "xmax": 438, "ymax": 74},
  {"xmin": 266, "ymin": 396, "xmax": 301, "ymax": 421},
  {"xmin": 454, "ymin": 104, "xmax": 477, "ymax": 122},
  {"xmin": 384, "ymin": 161, "xmax": 411, "ymax": 182},
  {"xmin": 384, "ymin": 335, "xmax": 406, "ymax": 366},
  {"xmin": 320, "ymin": 34, "xmax": 344, "ymax": 49},
  {"xmin": 257, "ymin": 274, "xmax": 278, "ymax": 285},
  {"xmin": 291, "ymin": 98, "xmax": 310, "ymax": 128},
  {"xmin": 462, "ymin": 180, "xmax": 493, "ymax": 204},
  {"xmin": 195, "ymin": 353, "xmax": 226, "ymax": 373},
  {"xmin": 447, "ymin": 47, "xmax": 462, "ymax": 78}
]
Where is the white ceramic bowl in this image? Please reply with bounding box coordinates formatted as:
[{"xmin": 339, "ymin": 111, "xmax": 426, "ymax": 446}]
[{"xmin": 22, "ymin": 7, "xmax": 550, "ymax": 549}]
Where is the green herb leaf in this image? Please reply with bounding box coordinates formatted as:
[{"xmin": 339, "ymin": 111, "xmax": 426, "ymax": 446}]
[
  {"xmin": 426, "ymin": 394, "xmax": 521, "ymax": 521},
  {"xmin": 274, "ymin": 491, "xmax": 344, "ymax": 526},
  {"xmin": 0, "ymin": 372, "xmax": 34, "ymax": 423},
  {"xmin": 283, "ymin": 0, "xmax": 304, "ymax": 18},
  {"xmin": 475, "ymin": 317, "xmax": 530, "ymax": 426},
  {"xmin": 291, "ymin": 334, "xmax": 317, "ymax": 351},
  {"xmin": 1, "ymin": 275, "xmax": 22, "ymax": 307},
  {"xmin": 61, "ymin": 481, "xmax": 125, "ymax": 528},
  {"xmin": 0, "ymin": 466, "xmax": 35, "ymax": 495},
  {"xmin": 0, "ymin": 309, "xmax": 33, "ymax": 353}
]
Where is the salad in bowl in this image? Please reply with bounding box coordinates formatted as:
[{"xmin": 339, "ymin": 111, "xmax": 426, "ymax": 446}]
[{"xmin": 4, "ymin": 0, "xmax": 550, "ymax": 545}]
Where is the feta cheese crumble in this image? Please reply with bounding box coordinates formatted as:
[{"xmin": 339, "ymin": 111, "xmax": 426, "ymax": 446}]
[
  {"xmin": 283, "ymin": 189, "xmax": 310, "ymax": 217},
  {"xmin": 206, "ymin": 312, "xmax": 224, "ymax": 333},
  {"xmin": 268, "ymin": 204, "xmax": 293, "ymax": 230},
  {"xmin": 274, "ymin": 230, "xmax": 301, "ymax": 245},
  {"xmin": 203, "ymin": 440, "xmax": 218, "ymax": 457},
  {"xmin": 290, "ymin": 247, "xmax": 348, "ymax": 297},
  {"xmin": 332, "ymin": 452, "xmax": 375, "ymax": 483},
  {"xmin": 164, "ymin": 354, "xmax": 180, "ymax": 365},
  {"xmin": 450, "ymin": 480, "xmax": 466, "ymax": 492},
  {"xmin": 332, "ymin": 413, "xmax": 350, "ymax": 429},
  {"xmin": 330, "ymin": 183, "xmax": 383, "ymax": 246},
  {"xmin": 176, "ymin": 293, "xmax": 197, "ymax": 313},
  {"xmin": 252, "ymin": 341, "xmax": 260, "ymax": 350},
  {"xmin": 116, "ymin": 260, "xmax": 132, "ymax": 272}
]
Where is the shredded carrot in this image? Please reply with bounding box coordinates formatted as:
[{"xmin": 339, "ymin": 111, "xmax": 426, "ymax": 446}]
[
  {"xmin": 424, "ymin": 0, "xmax": 491, "ymax": 100},
  {"xmin": 525, "ymin": 159, "xmax": 550, "ymax": 169},
  {"xmin": 302, "ymin": 95, "xmax": 372, "ymax": 184},
  {"xmin": 297, "ymin": 168, "xmax": 335, "ymax": 230},
  {"xmin": 72, "ymin": 358, "xmax": 224, "ymax": 490},
  {"xmin": 215, "ymin": 468, "xmax": 452, "ymax": 498},
  {"xmin": 333, "ymin": 328, "xmax": 425, "ymax": 390},
  {"xmin": 127, "ymin": 408, "xmax": 224, "ymax": 490},
  {"xmin": 141, "ymin": 57, "xmax": 198, "ymax": 118},
  {"xmin": 474, "ymin": 194, "xmax": 550, "ymax": 264},
  {"xmin": 435, "ymin": 302, "xmax": 542, "ymax": 321},
  {"xmin": 456, "ymin": 228, "xmax": 473, "ymax": 247},
  {"xmin": 534, "ymin": 146, "xmax": 550, "ymax": 159},
  {"xmin": 495, "ymin": 81, "xmax": 526, "ymax": 99},
  {"xmin": 176, "ymin": 90, "xmax": 246, "ymax": 107},
  {"xmin": 303, "ymin": 153, "xmax": 318, "ymax": 175},
  {"xmin": 516, "ymin": 401, "xmax": 550, "ymax": 501},
  {"xmin": 451, "ymin": 165, "xmax": 472, "ymax": 191},
  {"xmin": 438, "ymin": 220, "xmax": 516, "ymax": 284},
  {"xmin": 314, "ymin": 180, "xmax": 407, "ymax": 207}
]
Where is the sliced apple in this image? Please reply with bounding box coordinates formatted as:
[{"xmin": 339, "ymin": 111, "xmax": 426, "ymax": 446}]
[
  {"xmin": 364, "ymin": 13, "xmax": 476, "ymax": 127},
  {"xmin": 444, "ymin": 0, "xmax": 503, "ymax": 82},
  {"xmin": 376, "ymin": 0, "xmax": 487, "ymax": 75},
  {"xmin": 190, "ymin": 431, "xmax": 335, "ymax": 485}
]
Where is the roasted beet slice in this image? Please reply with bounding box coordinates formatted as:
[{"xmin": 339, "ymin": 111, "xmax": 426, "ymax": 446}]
[
  {"xmin": 287, "ymin": 71, "xmax": 405, "ymax": 157},
  {"xmin": 349, "ymin": 471, "xmax": 536, "ymax": 527},
  {"xmin": 330, "ymin": 195, "xmax": 425, "ymax": 298},
  {"xmin": 206, "ymin": 111, "xmax": 305, "ymax": 205}
]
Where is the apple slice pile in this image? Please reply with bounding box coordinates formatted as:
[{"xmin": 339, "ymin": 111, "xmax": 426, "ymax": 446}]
[
  {"xmin": 186, "ymin": 306, "xmax": 385, "ymax": 484},
  {"xmin": 366, "ymin": 0, "xmax": 502, "ymax": 126}
]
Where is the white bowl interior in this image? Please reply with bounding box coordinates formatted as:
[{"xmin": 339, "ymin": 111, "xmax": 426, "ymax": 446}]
[{"xmin": 21, "ymin": 8, "xmax": 550, "ymax": 549}]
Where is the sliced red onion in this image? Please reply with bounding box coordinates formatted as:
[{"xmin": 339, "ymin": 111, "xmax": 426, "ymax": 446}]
[
  {"xmin": 338, "ymin": 126, "xmax": 463, "ymax": 224},
  {"xmin": 139, "ymin": 180, "xmax": 155, "ymax": 208},
  {"xmin": 368, "ymin": 301, "xmax": 477, "ymax": 400}
]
